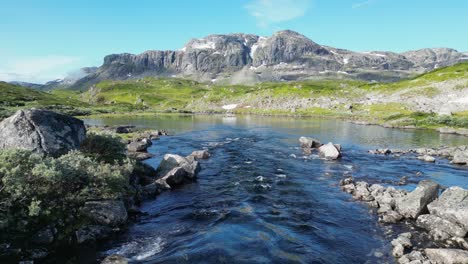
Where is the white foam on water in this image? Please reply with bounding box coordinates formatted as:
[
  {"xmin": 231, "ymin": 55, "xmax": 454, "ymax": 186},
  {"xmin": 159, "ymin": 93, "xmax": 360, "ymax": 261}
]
[{"xmin": 104, "ymin": 237, "xmax": 165, "ymax": 261}]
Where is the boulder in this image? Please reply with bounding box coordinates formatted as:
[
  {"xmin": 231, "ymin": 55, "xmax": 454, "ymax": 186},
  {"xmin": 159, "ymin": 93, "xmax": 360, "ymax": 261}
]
[
  {"xmin": 156, "ymin": 154, "xmax": 200, "ymax": 179},
  {"xmin": 427, "ymin": 186, "xmax": 468, "ymax": 231},
  {"xmin": 0, "ymin": 109, "xmax": 86, "ymax": 156},
  {"xmin": 318, "ymin": 142, "xmax": 342, "ymax": 160},
  {"xmin": 395, "ymin": 180, "xmax": 439, "ymax": 219},
  {"xmin": 115, "ymin": 126, "xmax": 135, "ymax": 134},
  {"xmin": 101, "ymin": 255, "xmax": 129, "ymax": 264},
  {"xmin": 81, "ymin": 200, "xmax": 128, "ymax": 226},
  {"xmin": 299, "ymin": 137, "xmax": 322, "ymax": 148},
  {"xmin": 75, "ymin": 225, "xmax": 112, "ymax": 244},
  {"xmin": 425, "ymin": 248, "xmax": 468, "ymax": 264},
  {"xmin": 353, "ymin": 181, "xmax": 374, "ymax": 201},
  {"xmin": 190, "ymin": 150, "xmax": 211, "ymax": 160},
  {"xmin": 379, "ymin": 210, "xmax": 404, "ymax": 223},
  {"xmin": 418, "ymin": 155, "xmax": 436, "ymax": 162},
  {"xmin": 416, "ymin": 214, "xmax": 466, "ymax": 239},
  {"xmin": 127, "ymin": 140, "xmax": 150, "ymax": 152},
  {"xmin": 156, "ymin": 167, "xmax": 189, "ymax": 188},
  {"xmin": 31, "ymin": 227, "xmax": 55, "ymax": 245},
  {"xmin": 127, "ymin": 152, "xmax": 154, "ymax": 161},
  {"xmin": 452, "ymin": 150, "xmax": 468, "ymax": 165},
  {"xmin": 391, "ymin": 233, "xmax": 412, "ymax": 258}
]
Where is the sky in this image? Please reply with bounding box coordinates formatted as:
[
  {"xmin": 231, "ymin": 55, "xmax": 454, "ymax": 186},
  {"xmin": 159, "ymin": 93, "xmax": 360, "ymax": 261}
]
[{"xmin": 1, "ymin": 0, "xmax": 467, "ymax": 84}]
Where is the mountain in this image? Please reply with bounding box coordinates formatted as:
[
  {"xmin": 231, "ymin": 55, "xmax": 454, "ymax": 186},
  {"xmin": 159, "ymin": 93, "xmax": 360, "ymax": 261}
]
[
  {"xmin": 8, "ymin": 81, "xmax": 44, "ymax": 90},
  {"xmin": 69, "ymin": 30, "xmax": 467, "ymax": 90}
]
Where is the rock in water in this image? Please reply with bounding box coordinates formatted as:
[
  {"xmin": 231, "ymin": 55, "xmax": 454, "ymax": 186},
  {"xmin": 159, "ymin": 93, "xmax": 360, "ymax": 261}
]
[
  {"xmin": 318, "ymin": 142, "xmax": 342, "ymax": 160},
  {"xmin": 452, "ymin": 150, "xmax": 468, "ymax": 165},
  {"xmin": 425, "ymin": 248, "xmax": 468, "ymax": 264},
  {"xmin": 299, "ymin": 137, "xmax": 322, "ymax": 148},
  {"xmin": 156, "ymin": 167, "xmax": 189, "ymax": 188},
  {"xmin": 190, "ymin": 150, "xmax": 211, "ymax": 160},
  {"xmin": 81, "ymin": 200, "xmax": 128, "ymax": 226},
  {"xmin": 0, "ymin": 109, "xmax": 86, "ymax": 156},
  {"xmin": 427, "ymin": 186, "xmax": 468, "ymax": 231},
  {"xmin": 395, "ymin": 180, "xmax": 439, "ymax": 219},
  {"xmin": 101, "ymin": 255, "xmax": 129, "ymax": 264},
  {"xmin": 156, "ymin": 154, "xmax": 201, "ymax": 179}
]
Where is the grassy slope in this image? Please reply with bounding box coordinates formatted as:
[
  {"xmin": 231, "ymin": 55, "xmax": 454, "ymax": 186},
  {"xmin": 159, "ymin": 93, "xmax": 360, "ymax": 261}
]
[
  {"xmin": 2, "ymin": 63, "xmax": 468, "ymax": 130},
  {"xmin": 0, "ymin": 82, "xmax": 90, "ymax": 118}
]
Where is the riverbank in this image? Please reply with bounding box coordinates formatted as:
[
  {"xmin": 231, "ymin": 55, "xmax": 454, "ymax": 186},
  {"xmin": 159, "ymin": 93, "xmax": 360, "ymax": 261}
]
[{"xmin": 78, "ymin": 111, "xmax": 468, "ymax": 138}]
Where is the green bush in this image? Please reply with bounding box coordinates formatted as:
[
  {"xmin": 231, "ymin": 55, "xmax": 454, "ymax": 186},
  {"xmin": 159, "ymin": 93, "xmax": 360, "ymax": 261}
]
[
  {"xmin": 80, "ymin": 133, "xmax": 127, "ymax": 164},
  {"xmin": 0, "ymin": 149, "xmax": 134, "ymax": 237}
]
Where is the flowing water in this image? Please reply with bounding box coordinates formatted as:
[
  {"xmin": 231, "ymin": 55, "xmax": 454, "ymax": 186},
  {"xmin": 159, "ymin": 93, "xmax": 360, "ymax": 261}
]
[{"xmin": 78, "ymin": 115, "xmax": 467, "ymax": 264}]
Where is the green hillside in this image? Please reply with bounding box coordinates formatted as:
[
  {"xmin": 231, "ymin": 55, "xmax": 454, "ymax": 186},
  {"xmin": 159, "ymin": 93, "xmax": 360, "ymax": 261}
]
[
  {"xmin": 2, "ymin": 63, "xmax": 467, "ymax": 130},
  {"xmin": 0, "ymin": 82, "xmax": 89, "ymax": 119}
]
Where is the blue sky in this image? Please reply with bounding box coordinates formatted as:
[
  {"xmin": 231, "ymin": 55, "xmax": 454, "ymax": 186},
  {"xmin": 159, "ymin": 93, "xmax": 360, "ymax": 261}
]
[{"xmin": 1, "ymin": 0, "xmax": 467, "ymax": 83}]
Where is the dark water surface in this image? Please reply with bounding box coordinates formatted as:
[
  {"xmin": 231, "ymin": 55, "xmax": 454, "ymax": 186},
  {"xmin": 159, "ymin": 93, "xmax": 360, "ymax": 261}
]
[{"xmin": 80, "ymin": 115, "xmax": 468, "ymax": 264}]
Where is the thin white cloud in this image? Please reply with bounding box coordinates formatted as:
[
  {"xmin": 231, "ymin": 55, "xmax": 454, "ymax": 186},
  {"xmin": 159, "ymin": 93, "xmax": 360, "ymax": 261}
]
[
  {"xmin": 245, "ymin": 0, "xmax": 311, "ymax": 27},
  {"xmin": 0, "ymin": 55, "xmax": 81, "ymax": 84},
  {"xmin": 352, "ymin": 0, "xmax": 375, "ymax": 9}
]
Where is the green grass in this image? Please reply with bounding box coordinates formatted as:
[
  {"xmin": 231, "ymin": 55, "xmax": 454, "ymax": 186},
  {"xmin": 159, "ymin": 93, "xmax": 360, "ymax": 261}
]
[{"xmin": 2, "ymin": 62, "xmax": 468, "ymax": 130}]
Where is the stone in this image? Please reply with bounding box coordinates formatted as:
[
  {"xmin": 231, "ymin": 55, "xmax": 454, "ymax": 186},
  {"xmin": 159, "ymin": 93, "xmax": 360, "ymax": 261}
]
[
  {"xmin": 75, "ymin": 225, "xmax": 112, "ymax": 244},
  {"xmin": 393, "ymin": 244, "xmax": 405, "ymax": 258},
  {"xmin": 127, "ymin": 140, "xmax": 150, "ymax": 152},
  {"xmin": 380, "ymin": 210, "xmax": 404, "ymax": 223},
  {"xmin": 318, "ymin": 142, "xmax": 342, "ymax": 160},
  {"xmin": 353, "ymin": 181, "xmax": 374, "ymax": 201},
  {"xmin": 0, "ymin": 109, "xmax": 86, "ymax": 156},
  {"xmin": 115, "ymin": 126, "xmax": 135, "ymax": 134},
  {"xmin": 156, "ymin": 167, "xmax": 189, "ymax": 188},
  {"xmin": 81, "ymin": 200, "xmax": 128, "ymax": 226},
  {"xmin": 419, "ymin": 155, "xmax": 436, "ymax": 162},
  {"xmin": 416, "ymin": 214, "xmax": 466, "ymax": 238},
  {"xmin": 299, "ymin": 137, "xmax": 322, "ymax": 148},
  {"xmin": 425, "ymin": 248, "xmax": 468, "ymax": 264},
  {"xmin": 31, "ymin": 227, "xmax": 55, "ymax": 245},
  {"xmin": 190, "ymin": 150, "xmax": 211, "ymax": 160},
  {"xmin": 452, "ymin": 150, "xmax": 468, "ymax": 165},
  {"xmin": 395, "ymin": 180, "xmax": 439, "ymax": 219},
  {"xmin": 427, "ymin": 186, "xmax": 468, "ymax": 231},
  {"xmin": 101, "ymin": 255, "xmax": 129, "ymax": 264},
  {"xmin": 127, "ymin": 152, "xmax": 154, "ymax": 161},
  {"xmin": 156, "ymin": 154, "xmax": 201, "ymax": 179}
]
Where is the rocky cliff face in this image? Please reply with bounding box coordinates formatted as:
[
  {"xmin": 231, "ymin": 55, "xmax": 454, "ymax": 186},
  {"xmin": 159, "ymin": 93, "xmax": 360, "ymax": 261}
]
[{"xmin": 70, "ymin": 30, "xmax": 467, "ymax": 90}]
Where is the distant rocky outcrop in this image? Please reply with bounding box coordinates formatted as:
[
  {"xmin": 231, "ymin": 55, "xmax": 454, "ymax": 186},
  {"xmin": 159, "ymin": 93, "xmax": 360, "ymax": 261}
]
[
  {"xmin": 68, "ymin": 30, "xmax": 467, "ymax": 90},
  {"xmin": 0, "ymin": 109, "xmax": 86, "ymax": 156}
]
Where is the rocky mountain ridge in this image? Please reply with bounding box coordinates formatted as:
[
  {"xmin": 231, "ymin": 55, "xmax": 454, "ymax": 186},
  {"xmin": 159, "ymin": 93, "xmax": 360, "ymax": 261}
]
[{"xmin": 39, "ymin": 30, "xmax": 468, "ymax": 90}]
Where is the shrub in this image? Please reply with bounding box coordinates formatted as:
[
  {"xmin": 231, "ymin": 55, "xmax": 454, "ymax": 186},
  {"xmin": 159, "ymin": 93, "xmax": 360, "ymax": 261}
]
[
  {"xmin": 80, "ymin": 133, "xmax": 127, "ymax": 164},
  {"xmin": 0, "ymin": 149, "xmax": 134, "ymax": 238}
]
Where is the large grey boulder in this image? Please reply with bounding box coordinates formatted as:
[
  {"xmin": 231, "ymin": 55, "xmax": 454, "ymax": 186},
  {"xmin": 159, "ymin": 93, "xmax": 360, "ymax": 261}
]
[
  {"xmin": 0, "ymin": 109, "xmax": 86, "ymax": 156},
  {"xmin": 427, "ymin": 186, "xmax": 468, "ymax": 231},
  {"xmin": 395, "ymin": 180, "xmax": 439, "ymax": 219},
  {"xmin": 81, "ymin": 200, "xmax": 128, "ymax": 226},
  {"xmin": 299, "ymin": 137, "xmax": 322, "ymax": 148},
  {"xmin": 416, "ymin": 214, "xmax": 466, "ymax": 239},
  {"xmin": 156, "ymin": 154, "xmax": 201, "ymax": 179},
  {"xmin": 318, "ymin": 142, "xmax": 342, "ymax": 160},
  {"xmin": 155, "ymin": 167, "xmax": 189, "ymax": 189},
  {"xmin": 452, "ymin": 150, "xmax": 468, "ymax": 165},
  {"xmin": 425, "ymin": 248, "xmax": 468, "ymax": 264}
]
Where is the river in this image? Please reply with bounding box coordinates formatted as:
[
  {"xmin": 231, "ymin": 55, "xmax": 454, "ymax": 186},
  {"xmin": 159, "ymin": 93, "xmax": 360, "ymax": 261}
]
[{"xmin": 77, "ymin": 115, "xmax": 467, "ymax": 264}]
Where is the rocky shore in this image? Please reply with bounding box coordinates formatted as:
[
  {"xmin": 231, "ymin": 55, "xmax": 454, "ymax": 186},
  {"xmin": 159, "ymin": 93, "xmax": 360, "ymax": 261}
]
[
  {"xmin": 368, "ymin": 146, "xmax": 468, "ymax": 166},
  {"xmin": 0, "ymin": 109, "xmax": 210, "ymax": 263}
]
